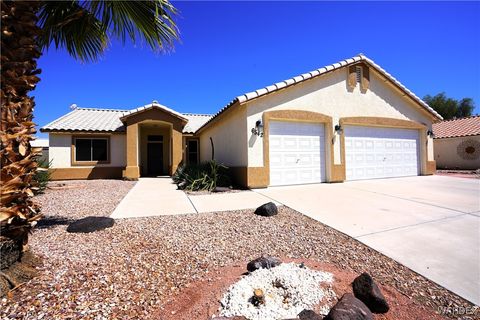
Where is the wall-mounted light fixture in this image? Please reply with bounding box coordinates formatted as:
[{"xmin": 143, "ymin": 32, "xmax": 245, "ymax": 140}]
[
  {"xmin": 251, "ymin": 120, "xmax": 264, "ymax": 137},
  {"xmin": 334, "ymin": 124, "xmax": 343, "ymax": 133},
  {"xmin": 427, "ymin": 130, "xmax": 435, "ymax": 138}
]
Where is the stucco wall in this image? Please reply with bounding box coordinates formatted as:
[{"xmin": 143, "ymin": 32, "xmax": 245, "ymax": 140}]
[
  {"xmin": 245, "ymin": 68, "xmax": 436, "ymax": 167},
  {"xmin": 434, "ymin": 136, "xmax": 480, "ymax": 170},
  {"xmin": 198, "ymin": 106, "xmax": 248, "ymax": 166},
  {"xmin": 48, "ymin": 133, "xmax": 126, "ymax": 168}
]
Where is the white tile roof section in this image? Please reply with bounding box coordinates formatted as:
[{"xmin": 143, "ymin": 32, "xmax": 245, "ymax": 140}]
[
  {"xmin": 182, "ymin": 114, "xmax": 213, "ymax": 133},
  {"xmin": 197, "ymin": 54, "xmax": 442, "ymax": 132},
  {"xmin": 41, "ymin": 106, "xmax": 212, "ymax": 134},
  {"xmin": 42, "ymin": 108, "xmax": 127, "ymax": 132}
]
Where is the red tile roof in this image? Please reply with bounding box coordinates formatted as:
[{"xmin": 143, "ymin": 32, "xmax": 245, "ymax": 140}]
[{"xmin": 433, "ymin": 116, "xmax": 480, "ymax": 139}]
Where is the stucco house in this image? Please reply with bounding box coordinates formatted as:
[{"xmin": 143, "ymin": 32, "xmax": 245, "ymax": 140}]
[
  {"xmin": 41, "ymin": 54, "xmax": 442, "ymax": 187},
  {"xmin": 433, "ymin": 116, "xmax": 480, "ymax": 170}
]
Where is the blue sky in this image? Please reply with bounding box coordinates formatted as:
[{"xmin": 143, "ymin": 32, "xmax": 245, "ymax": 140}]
[{"xmin": 34, "ymin": 1, "xmax": 480, "ymax": 138}]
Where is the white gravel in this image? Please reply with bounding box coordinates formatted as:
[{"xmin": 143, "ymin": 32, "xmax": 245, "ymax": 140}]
[{"xmin": 219, "ymin": 263, "xmax": 335, "ymax": 320}]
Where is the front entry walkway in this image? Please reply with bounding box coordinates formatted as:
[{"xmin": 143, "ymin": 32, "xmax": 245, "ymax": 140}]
[
  {"xmin": 111, "ymin": 178, "xmax": 196, "ymax": 218},
  {"xmin": 111, "ymin": 177, "xmax": 277, "ymax": 219}
]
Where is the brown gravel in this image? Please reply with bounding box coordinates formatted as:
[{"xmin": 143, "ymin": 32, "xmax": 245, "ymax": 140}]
[{"xmin": 1, "ymin": 179, "xmax": 477, "ymax": 320}]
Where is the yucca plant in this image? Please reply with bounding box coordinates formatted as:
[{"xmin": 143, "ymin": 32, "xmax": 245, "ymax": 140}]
[
  {"xmin": 173, "ymin": 160, "xmax": 231, "ymax": 192},
  {"xmin": 1, "ymin": 1, "xmax": 178, "ymax": 249}
]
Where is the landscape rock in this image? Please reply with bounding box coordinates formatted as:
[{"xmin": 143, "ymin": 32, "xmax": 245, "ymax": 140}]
[
  {"xmin": 352, "ymin": 272, "xmax": 389, "ymax": 313},
  {"xmin": 211, "ymin": 317, "xmax": 248, "ymax": 320},
  {"xmin": 246, "ymin": 255, "xmax": 282, "ymax": 272},
  {"xmin": 298, "ymin": 309, "xmax": 323, "ymax": 320},
  {"xmin": 324, "ymin": 293, "xmax": 373, "ymax": 320},
  {"xmin": 213, "ymin": 186, "xmax": 231, "ymax": 193},
  {"xmin": 66, "ymin": 216, "xmax": 115, "ymax": 233},
  {"xmin": 254, "ymin": 202, "xmax": 278, "ymax": 217},
  {"xmin": 0, "ymin": 236, "xmax": 21, "ymax": 270}
]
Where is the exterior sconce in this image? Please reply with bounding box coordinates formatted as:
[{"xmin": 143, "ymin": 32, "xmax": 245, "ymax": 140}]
[
  {"xmin": 427, "ymin": 130, "xmax": 435, "ymax": 138},
  {"xmin": 334, "ymin": 124, "xmax": 343, "ymax": 133},
  {"xmin": 251, "ymin": 120, "xmax": 264, "ymax": 137}
]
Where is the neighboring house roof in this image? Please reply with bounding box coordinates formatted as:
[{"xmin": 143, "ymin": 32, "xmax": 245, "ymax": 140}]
[
  {"xmin": 197, "ymin": 54, "xmax": 442, "ymax": 133},
  {"xmin": 31, "ymin": 139, "xmax": 49, "ymax": 147},
  {"xmin": 41, "ymin": 104, "xmax": 212, "ymax": 134},
  {"xmin": 433, "ymin": 115, "xmax": 480, "ymax": 139}
]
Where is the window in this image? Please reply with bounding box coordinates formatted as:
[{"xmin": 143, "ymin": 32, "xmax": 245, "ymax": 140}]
[
  {"xmin": 148, "ymin": 135, "xmax": 163, "ymax": 142},
  {"xmin": 187, "ymin": 139, "xmax": 199, "ymax": 164},
  {"xmin": 74, "ymin": 137, "xmax": 109, "ymax": 163}
]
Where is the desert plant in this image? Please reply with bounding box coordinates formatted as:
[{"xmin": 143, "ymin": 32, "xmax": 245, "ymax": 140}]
[
  {"xmin": 33, "ymin": 159, "xmax": 52, "ymax": 195},
  {"xmin": 1, "ymin": 0, "xmax": 179, "ymax": 247},
  {"xmin": 172, "ymin": 160, "xmax": 231, "ymax": 191}
]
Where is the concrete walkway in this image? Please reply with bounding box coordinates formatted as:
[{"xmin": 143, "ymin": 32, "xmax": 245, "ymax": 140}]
[
  {"xmin": 111, "ymin": 177, "xmax": 275, "ymax": 219},
  {"xmin": 254, "ymin": 176, "xmax": 480, "ymax": 305}
]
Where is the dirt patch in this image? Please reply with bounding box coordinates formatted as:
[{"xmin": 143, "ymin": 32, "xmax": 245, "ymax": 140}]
[
  {"xmin": 0, "ymin": 251, "xmax": 42, "ymax": 298},
  {"xmin": 155, "ymin": 258, "xmax": 448, "ymax": 320}
]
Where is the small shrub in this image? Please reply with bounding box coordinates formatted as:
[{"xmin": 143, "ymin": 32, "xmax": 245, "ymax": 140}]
[
  {"xmin": 33, "ymin": 158, "xmax": 53, "ymax": 194},
  {"xmin": 172, "ymin": 160, "xmax": 231, "ymax": 191}
]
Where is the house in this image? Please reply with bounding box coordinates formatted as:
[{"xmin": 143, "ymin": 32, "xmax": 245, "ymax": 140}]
[
  {"xmin": 433, "ymin": 116, "xmax": 480, "ymax": 170},
  {"xmin": 41, "ymin": 54, "xmax": 441, "ymax": 187},
  {"xmin": 31, "ymin": 138, "xmax": 49, "ymax": 164}
]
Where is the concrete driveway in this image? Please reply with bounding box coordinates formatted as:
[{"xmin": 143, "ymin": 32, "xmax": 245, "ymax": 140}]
[{"xmin": 255, "ymin": 175, "xmax": 480, "ymax": 305}]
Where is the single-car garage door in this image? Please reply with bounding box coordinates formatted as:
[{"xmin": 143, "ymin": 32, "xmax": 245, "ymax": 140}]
[
  {"xmin": 269, "ymin": 121, "xmax": 326, "ymax": 186},
  {"xmin": 345, "ymin": 126, "xmax": 420, "ymax": 181}
]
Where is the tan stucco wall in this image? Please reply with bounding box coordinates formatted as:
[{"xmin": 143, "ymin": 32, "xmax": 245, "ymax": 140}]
[
  {"xmin": 198, "ymin": 105, "xmax": 248, "ymax": 166},
  {"xmin": 245, "ymin": 68, "xmax": 436, "ymax": 168},
  {"xmin": 434, "ymin": 136, "xmax": 480, "ymax": 170},
  {"xmin": 48, "ymin": 133, "xmax": 126, "ymax": 168}
]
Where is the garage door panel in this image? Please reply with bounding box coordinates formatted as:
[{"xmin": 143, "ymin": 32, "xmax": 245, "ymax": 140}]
[
  {"xmin": 345, "ymin": 126, "xmax": 420, "ymax": 181},
  {"xmin": 269, "ymin": 121, "xmax": 325, "ymax": 186}
]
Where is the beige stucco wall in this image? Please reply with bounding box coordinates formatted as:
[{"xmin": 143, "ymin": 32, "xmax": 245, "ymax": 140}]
[
  {"xmin": 245, "ymin": 68, "xmax": 436, "ymax": 167},
  {"xmin": 434, "ymin": 136, "xmax": 480, "ymax": 170},
  {"xmin": 48, "ymin": 133, "xmax": 126, "ymax": 168},
  {"xmin": 198, "ymin": 106, "xmax": 248, "ymax": 166}
]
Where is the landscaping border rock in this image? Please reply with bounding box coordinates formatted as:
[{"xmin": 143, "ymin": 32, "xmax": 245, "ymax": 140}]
[
  {"xmin": 254, "ymin": 202, "xmax": 278, "ymax": 217},
  {"xmin": 353, "ymin": 272, "xmax": 389, "ymax": 313}
]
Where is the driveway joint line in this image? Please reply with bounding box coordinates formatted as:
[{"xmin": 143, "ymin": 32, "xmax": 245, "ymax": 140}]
[
  {"xmin": 342, "ymin": 185, "xmax": 475, "ymax": 215},
  {"xmin": 354, "ymin": 213, "xmax": 469, "ymax": 239},
  {"xmin": 185, "ymin": 194, "xmax": 198, "ymax": 214}
]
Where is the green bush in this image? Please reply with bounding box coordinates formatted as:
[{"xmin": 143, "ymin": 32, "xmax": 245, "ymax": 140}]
[
  {"xmin": 33, "ymin": 158, "xmax": 53, "ymax": 194},
  {"xmin": 172, "ymin": 160, "xmax": 231, "ymax": 191}
]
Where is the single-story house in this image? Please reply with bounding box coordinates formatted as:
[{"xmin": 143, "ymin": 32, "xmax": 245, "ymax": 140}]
[
  {"xmin": 41, "ymin": 54, "xmax": 441, "ymax": 187},
  {"xmin": 433, "ymin": 116, "xmax": 480, "ymax": 170}
]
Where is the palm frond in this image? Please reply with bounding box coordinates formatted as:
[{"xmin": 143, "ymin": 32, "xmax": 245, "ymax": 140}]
[{"xmin": 37, "ymin": 0, "xmax": 179, "ymax": 62}]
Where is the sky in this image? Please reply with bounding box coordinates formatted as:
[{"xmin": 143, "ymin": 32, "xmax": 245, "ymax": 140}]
[{"xmin": 33, "ymin": 1, "xmax": 480, "ymax": 138}]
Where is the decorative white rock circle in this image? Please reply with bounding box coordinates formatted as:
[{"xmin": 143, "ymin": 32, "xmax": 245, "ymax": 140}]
[{"xmin": 219, "ymin": 263, "xmax": 336, "ymax": 320}]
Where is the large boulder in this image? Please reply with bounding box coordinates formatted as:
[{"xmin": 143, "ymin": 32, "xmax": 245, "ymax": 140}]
[
  {"xmin": 246, "ymin": 255, "xmax": 282, "ymax": 272},
  {"xmin": 0, "ymin": 236, "xmax": 21, "ymax": 270},
  {"xmin": 352, "ymin": 272, "xmax": 389, "ymax": 313},
  {"xmin": 298, "ymin": 309, "xmax": 323, "ymax": 320},
  {"xmin": 67, "ymin": 216, "xmax": 115, "ymax": 233},
  {"xmin": 324, "ymin": 293, "xmax": 373, "ymax": 320},
  {"xmin": 254, "ymin": 202, "xmax": 278, "ymax": 217}
]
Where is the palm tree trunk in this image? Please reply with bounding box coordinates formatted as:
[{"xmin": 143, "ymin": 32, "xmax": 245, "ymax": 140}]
[{"xmin": 1, "ymin": 1, "xmax": 42, "ymax": 249}]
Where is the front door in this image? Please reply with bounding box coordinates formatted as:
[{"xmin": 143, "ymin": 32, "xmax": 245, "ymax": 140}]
[{"xmin": 147, "ymin": 141, "xmax": 163, "ymax": 176}]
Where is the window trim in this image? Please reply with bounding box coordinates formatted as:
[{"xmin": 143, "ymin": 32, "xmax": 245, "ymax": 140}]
[{"xmin": 71, "ymin": 135, "xmax": 111, "ymax": 166}]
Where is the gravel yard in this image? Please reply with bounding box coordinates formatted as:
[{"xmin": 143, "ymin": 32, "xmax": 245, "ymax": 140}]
[{"xmin": 0, "ymin": 179, "xmax": 476, "ymax": 319}]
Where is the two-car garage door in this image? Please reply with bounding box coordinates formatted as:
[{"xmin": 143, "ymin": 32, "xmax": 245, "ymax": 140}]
[
  {"xmin": 269, "ymin": 121, "xmax": 420, "ymax": 186},
  {"xmin": 344, "ymin": 126, "xmax": 420, "ymax": 181}
]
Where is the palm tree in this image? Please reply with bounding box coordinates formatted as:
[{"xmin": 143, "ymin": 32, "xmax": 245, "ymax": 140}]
[{"xmin": 1, "ymin": 1, "xmax": 178, "ymax": 249}]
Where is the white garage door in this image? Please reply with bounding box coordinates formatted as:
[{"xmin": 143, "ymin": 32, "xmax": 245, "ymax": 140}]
[
  {"xmin": 345, "ymin": 126, "xmax": 420, "ymax": 181},
  {"xmin": 269, "ymin": 121, "xmax": 326, "ymax": 186}
]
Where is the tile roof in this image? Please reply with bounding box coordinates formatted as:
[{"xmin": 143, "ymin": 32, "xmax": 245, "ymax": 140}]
[
  {"xmin": 41, "ymin": 104, "xmax": 212, "ymax": 134},
  {"xmin": 197, "ymin": 54, "xmax": 442, "ymax": 132},
  {"xmin": 432, "ymin": 116, "xmax": 480, "ymax": 139},
  {"xmin": 120, "ymin": 102, "xmax": 188, "ymax": 122}
]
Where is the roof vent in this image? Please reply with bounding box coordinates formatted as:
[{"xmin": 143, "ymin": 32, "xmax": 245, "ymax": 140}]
[
  {"xmin": 355, "ymin": 66, "xmax": 362, "ymax": 83},
  {"xmin": 70, "ymin": 103, "xmax": 78, "ymax": 110},
  {"xmin": 152, "ymin": 100, "xmax": 158, "ymax": 104}
]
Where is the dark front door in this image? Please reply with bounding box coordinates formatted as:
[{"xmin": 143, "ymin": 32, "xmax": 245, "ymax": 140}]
[{"xmin": 147, "ymin": 142, "xmax": 163, "ymax": 176}]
